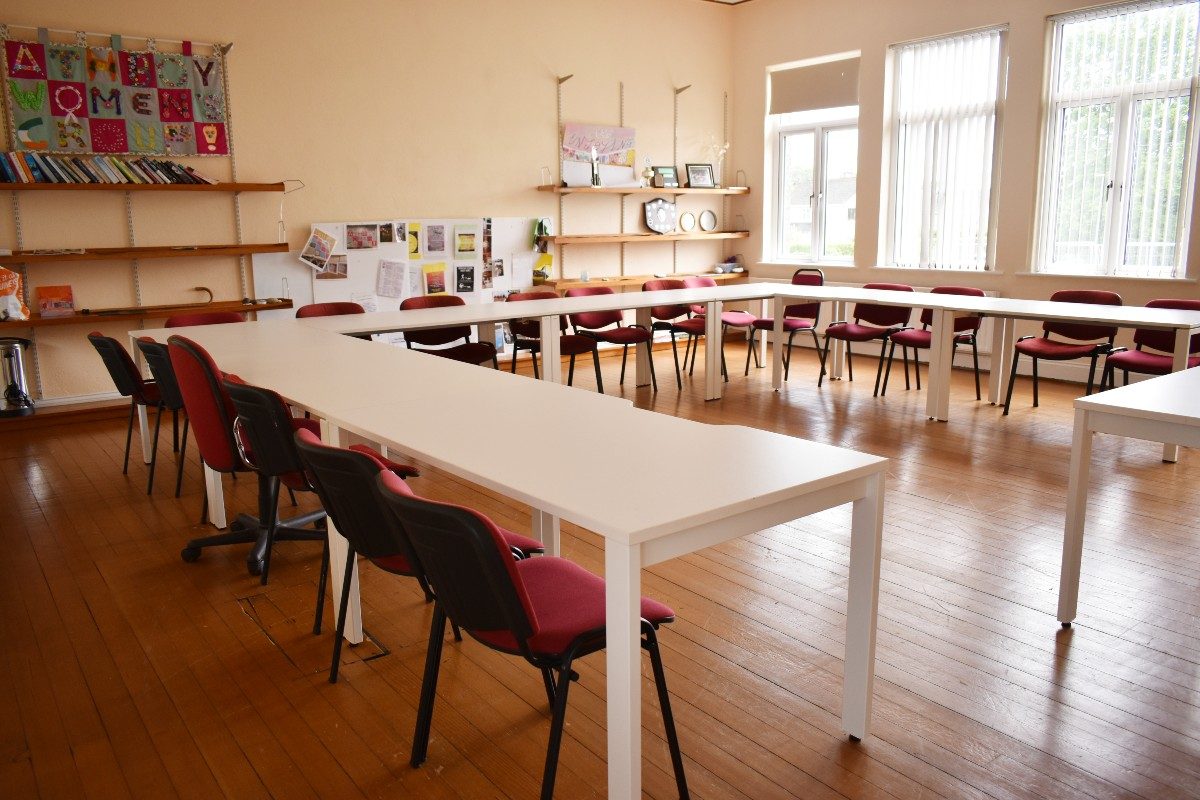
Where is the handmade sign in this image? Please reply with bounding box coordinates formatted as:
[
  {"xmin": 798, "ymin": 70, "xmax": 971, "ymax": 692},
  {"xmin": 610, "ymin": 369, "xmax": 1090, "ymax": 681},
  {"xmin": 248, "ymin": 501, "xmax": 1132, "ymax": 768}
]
[{"xmin": 3, "ymin": 34, "xmax": 230, "ymax": 155}]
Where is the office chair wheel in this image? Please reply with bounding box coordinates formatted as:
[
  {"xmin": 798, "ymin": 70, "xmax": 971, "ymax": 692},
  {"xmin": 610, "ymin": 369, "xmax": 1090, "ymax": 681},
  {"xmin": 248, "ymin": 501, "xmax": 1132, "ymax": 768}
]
[
  {"xmin": 247, "ymin": 557, "xmax": 264, "ymax": 577},
  {"xmin": 181, "ymin": 546, "xmax": 201, "ymax": 562}
]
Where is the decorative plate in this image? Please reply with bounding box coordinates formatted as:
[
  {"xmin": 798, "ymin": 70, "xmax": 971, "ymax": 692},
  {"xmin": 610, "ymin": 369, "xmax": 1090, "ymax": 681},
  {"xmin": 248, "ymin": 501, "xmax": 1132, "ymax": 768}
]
[
  {"xmin": 699, "ymin": 210, "xmax": 718, "ymax": 232},
  {"xmin": 679, "ymin": 212, "xmax": 696, "ymax": 232},
  {"xmin": 644, "ymin": 198, "xmax": 679, "ymax": 235}
]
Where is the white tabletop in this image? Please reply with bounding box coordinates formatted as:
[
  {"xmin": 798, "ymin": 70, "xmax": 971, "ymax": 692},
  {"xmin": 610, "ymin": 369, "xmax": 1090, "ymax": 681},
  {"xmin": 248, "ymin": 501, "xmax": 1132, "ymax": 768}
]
[{"xmin": 1075, "ymin": 367, "xmax": 1200, "ymax": 425}]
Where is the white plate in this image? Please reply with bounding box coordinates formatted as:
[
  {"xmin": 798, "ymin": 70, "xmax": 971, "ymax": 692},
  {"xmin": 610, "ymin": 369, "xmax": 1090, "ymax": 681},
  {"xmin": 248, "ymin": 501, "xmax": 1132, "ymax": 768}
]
[
  {"xmin": 699, "ymin": 210, "xmax": 717, "ymax": 232},
  {"xmin": 679, "ymin": 212, "xmax": 696, "ymax": 232}
]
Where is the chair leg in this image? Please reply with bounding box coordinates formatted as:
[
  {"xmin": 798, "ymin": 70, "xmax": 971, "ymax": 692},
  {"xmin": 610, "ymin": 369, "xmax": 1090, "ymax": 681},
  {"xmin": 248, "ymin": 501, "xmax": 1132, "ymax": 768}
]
[
  {"xmin": 901, "ymin": 346, "xmax": 911, "ymax": 390},
  {"xmin": 914, "ymin": 347, "xmax": 922, "ymax": 391},
  {"xmin": 1032, "ymin": 358, "xmax": 1040, "ymax": 407},
  {"xmin": 146, "ymin": 403, "xmax": 164, "ymax": 494},
  {"xmin": 531, "ymin": 350, "xmax": 540, "ymax": 380},
  {"xmin": 644, "ymin": 625, "xmax": 690, "ymax": 799},
  {"xmin": 540, "ymin": 668, "xmax": 556, "ymax": 707},
  {"xmin": 846, "ymin": 342, "xmax": 854, "ymax": 381},
  {"xmin": 818, "ymin": 336, "xmax": 834, "ymax": 387},
  {"xmin": 567, "ymin": 354, "xmax": 576, "ymax": 386},
  {"xmin": 1100, "ymin": 360, "xmax": 1113, "ymax": 391},
  {"xmin": 122, "ymin": 398, "xmax": 136, "ymax": 475},
  {"xmin": 743, "ymin": 328, "xmax": 755, "ymax": 377},
  {"xmin": 669, "ymin": 332, "xmax": 683, "ymax": 389},
  {"xmin": 688, "ymin": 334, "xmax": 700, "ymax": 374},
  {"xmin": 540, "ymin": 659, "xmax": 576, "ymax": 800},
  {"xmin": 411, "ymin": 605, "xmax": 448, "ymax": 767},
  {"xmin": 646, "ymin": 340, "xmax": 658, "ymax": 392},
  {"xmin": 810, "ymin": 329, "xmax": 825, "ymax": 383},
  {"xmin": 329, "ymin": 547, "xmax": 357, "ymax": 684},
  {"xmin": 881, "ymin": 340, "xmax": 896, "ymax": 397},
  {"xmin": 872, "ymin": 339, "xmax": 888, "ymax": 397},
  {"xmin": 591, "ymin": 348, "xmax": 604, "ymax": 394},
  {"xmin": 971, "ymin": 338, "xmax": 981, "ymax": 400},
  {"xmin": 1002, "ymin": 351, "xmax": 1020, "ymax": 415},
  {"xmin": 313, "ymin": 536, "xmax": 330, "ymax": 635},
  {"xmin": 1123, "ymin": 369, "xmax": 1129, "ymax": 387},
  {"xmin": 172, "ymin": 409, "xmax": 179, "ymax": 453},
  {"xmin": 175, "ymin": 417, "xmax": 189, "ymax": 498},
  {"xmin": 783, "ymin": 329, "xmax": 799, "ymax": 381},
  {"xmin": 510, "ymin": 344, "xmax": 519, "ymax": 374},
  {"xmin": 619, "ymin": 344, "xmax": 629, "ymax": 385},
  {"xmin": 491, "ymin": 353, "xmax": 500, "ymax": 370},
  {"xmin": 720, "ymin": 337, "xmax": 728, "ymax": 383},
  {"xmin": 1085, "ymin": 354, "xmax": 1099, "ymax": 395}
]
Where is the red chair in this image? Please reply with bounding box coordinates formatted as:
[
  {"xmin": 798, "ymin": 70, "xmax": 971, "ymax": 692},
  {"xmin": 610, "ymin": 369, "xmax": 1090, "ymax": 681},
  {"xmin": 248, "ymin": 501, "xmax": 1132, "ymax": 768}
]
[
  {"xmin": 168, "ymin": 335, "xmax": 321, "ymax": 576},
  {"xmin": 87, "ymin": 332, "xmax": 162, "ymax": 478},
  {"xmin": 683, "ymin": 275, "xmax": 752, "ymax": 378},
  {"xmin": 399, "ymin": 295, "xmax": 499, "ymax": 368},
  {"xmin": 643, "ymin": 278, "xmax": 710, "ymax": 389},
  {"xmin": 1003, "ymin": 289, "xmax": 1122, "ymax": 415},
  {"xmin": 506, "ymin": 291, "xmax": 603, "ymax": 392},
  {"xmin": 374, "ymin": 471, "xmax": 688, "ymax": 800},
  {"xmin": 1101, "ymin": 299, "xmax": 1200, "ymax": 389},
  {"xmin": 565, "ymin": 287, "xmax": 657, "ymax": 391},
  {"xmin": 881, "ymin": 286, "xmax": 985, "ymax": 400},
  {"xmin": 744, "ymin": 268, "xmax": 824, "ymax": 380},
  {"xmin": 294, "ymin": 429, "xmax": 542, "ymax": 682},
  {"xmin": 295, "ymin": 302, "xmax": 365, "ymax": 318},
  {"xmin": 164, "ymin": 311, "xmax": 245, "ymax": 327},
  {"xmin": 820, "ymin": 283, "xmax": 915, "ymax": 395},
  {"xmin": 135, "ymin": 338, "xmax": 190, "ymax": 496}
]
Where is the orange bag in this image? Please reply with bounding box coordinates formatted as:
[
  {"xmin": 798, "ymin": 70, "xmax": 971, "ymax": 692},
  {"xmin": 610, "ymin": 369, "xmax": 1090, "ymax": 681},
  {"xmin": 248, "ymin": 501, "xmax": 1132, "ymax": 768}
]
[{"xmin": 0, "ymin": 266, "xmax": 30, "ymax": 321}]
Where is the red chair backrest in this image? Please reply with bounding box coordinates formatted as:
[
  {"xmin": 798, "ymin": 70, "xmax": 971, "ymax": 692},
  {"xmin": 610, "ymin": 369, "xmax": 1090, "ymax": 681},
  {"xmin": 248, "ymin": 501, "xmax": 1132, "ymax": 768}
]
[
  {"xmin": 400, "ymin": 294, "xmax": 471, "ymax": 346},
  {"xmin": 565, "ymin": 286, "xmax": 623, "ymax": 330},
  {"xmin": 853, "ymin": 283, "xmax": 914, "ymax": 328},
  {"xmin": 167, "ymin": 335, "xmax": 243, "ymax": 473},
  {"xmin": 682, "ymin": 275, "xmax": 717, "ymax": 315},
  {"xmin": 164, "ymin": 311, "xmax": 245, "ymax": 327},
  {"xmin": 87, "ymin": 332, "xmax": 151, "ymax": 400},
  {"xmin": 295, "ymin": 302, "xmax": 365, "ymax": 318},
  {"xmin": 1044, "ymin": 290, "xmax": 1122, "ymax": 342},
  {"xmin": 784, "ymin": 268, "xmax": 824, "ymax": 321},
  {"xmin": 918, "ymin": 285, "xmax": 986, "ymax": 332},
  {"xmin": 506, "ymin": 291, "xmax": 566, "ymax": 337},
  {"xmin": 1134, "ymin": 298, "xmax": 1200, "ymax": 354},
  {"xmin": 642, "ymin": 279, "xmax": 690, "ymax": 321}
]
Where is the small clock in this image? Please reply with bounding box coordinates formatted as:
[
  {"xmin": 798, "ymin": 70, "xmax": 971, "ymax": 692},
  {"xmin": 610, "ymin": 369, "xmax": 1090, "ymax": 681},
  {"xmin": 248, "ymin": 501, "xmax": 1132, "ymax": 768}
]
[{"xmin": 644, "ymin": 198, "xmax": 679, "ymax": 235}]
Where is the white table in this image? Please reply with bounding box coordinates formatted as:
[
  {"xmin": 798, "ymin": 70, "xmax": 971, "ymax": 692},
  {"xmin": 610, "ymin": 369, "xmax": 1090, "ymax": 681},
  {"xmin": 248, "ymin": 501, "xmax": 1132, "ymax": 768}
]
[
  {"xmin": 1058, "ymin": 367, "xmax": 1200, "ymax": 625},
  {"xmin": 135, "ymin": 320, "xmax": 888, "ymax": 799}
]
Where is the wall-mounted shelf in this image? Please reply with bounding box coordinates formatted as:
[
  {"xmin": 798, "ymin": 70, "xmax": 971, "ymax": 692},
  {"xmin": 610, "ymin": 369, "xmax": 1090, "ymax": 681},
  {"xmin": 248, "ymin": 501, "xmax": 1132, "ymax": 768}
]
[
  {"xmin": 541, "ymin": 271, "xmax": 747, "ymax": 292},
  {"xmin": 537, "ymin": 185, "xmax": 749, "ymax": 196},
  {"xmin": 4, "ymin": 181, "xmax": 285, "ymax": 193},
  {"xmin": 0, "ymin": 298, "xmax": 294, "ymax": 331},
  {"xmin": 0, "ymin": 242, "xmax": 289, "ymax": 266},
  {"xmin": 538, "ymin": 231, "xmax": 749, "ymax": 246}
]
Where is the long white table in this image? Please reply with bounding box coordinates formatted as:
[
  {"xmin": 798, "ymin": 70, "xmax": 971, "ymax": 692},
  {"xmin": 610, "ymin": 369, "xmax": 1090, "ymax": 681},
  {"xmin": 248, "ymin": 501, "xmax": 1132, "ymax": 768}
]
[
  {"xmin": 1058, "ymin": 367, "xmax": 1200, "ymax": 625},
  {"xmin": 135, "ymin": 319, "xmax": 889, "ymax": 798}
]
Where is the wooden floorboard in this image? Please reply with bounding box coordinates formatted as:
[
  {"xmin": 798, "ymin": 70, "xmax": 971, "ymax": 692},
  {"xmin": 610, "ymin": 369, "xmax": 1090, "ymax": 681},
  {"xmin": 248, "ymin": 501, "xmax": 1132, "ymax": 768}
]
[{"xmin": 2, "ymin": 342, "xmax": 1198, "ymax": 799}]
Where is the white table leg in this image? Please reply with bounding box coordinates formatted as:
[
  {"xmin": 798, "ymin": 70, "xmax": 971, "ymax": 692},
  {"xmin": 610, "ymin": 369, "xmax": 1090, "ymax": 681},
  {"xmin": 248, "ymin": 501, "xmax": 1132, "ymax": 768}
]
[
  {"xmin": 531, "ymin": 508, "xmax": 560, "ymax": 556},
  {"xmin": 635, "ymin": 307, "xmax": 652, "ymax": 388},
  {"xmin": 318, "ymin": 419, "xmax": 363, "ymax": 645},
  {"xmin": 1059, "ymin": 408, "xmax": 1092, "ymax": 625},
  {"xmin": 705, "ymin": 300, "xmax": 723, "ymax": 401},
  {"xmin": 844, "ymin": 470, "xmax": 884, "ymax": 740},
  {"xmin": 988, "ymin": 316, "xmax": 1015, "ymax": 405},
  {"xmin": 758, "ymin": 297, "xmax": 770, "ymax": 368},
  {"xmin": 137, "ymin": 405, "xmax": 153, "ymax": 464},
  {"xmin": 538, "ymin": 314, "xmax": 563, "ymax": 384},
  {"xmin": 477, "ymin": 321, "xmax": 497, "ymax": 355},
  {"xmin": 202, "ymin": 464, "xmax": 227, "ymax": 529},
  {"xmin": 829, "ymin": 300, "xmax": 847, "ymax": 379},
  {"xmin": 605, "ymin": 541, "xmax": 642, "ymax": 799},
  {"xmin": 925, "ymin": 308, "xmax": 954, "ymax": 422},
  {"xmin": 1162, "ymin": 328, "xmax": 1190, "ymax": 462},
  {"xmin": 771, "ymin": 295, "xmax": 786, "ymax": 391}
]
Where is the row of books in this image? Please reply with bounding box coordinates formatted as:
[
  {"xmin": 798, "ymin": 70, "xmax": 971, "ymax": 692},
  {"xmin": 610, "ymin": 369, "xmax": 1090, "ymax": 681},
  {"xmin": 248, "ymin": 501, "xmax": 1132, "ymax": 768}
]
[{"xmin": 0, "ymin": 152, "xmax": 217, "ymax": 186}]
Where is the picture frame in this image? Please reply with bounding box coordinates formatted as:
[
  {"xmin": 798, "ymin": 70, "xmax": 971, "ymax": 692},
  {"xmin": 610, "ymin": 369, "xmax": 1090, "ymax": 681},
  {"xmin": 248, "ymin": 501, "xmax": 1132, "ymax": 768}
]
[
  {"xmin": 685, "ymin": 163, "xmax": 716, "ymax": 189},
  {"xmin": 651, "ymin": 165, "xmax": 679, "ymax": 188}
]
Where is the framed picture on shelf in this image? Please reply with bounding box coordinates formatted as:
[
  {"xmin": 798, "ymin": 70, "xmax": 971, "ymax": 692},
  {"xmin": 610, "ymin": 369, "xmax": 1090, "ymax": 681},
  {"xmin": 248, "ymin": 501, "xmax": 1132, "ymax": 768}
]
[
  {"xmin": 685, "ymin": 163, "xmax": 716, "ymax": 189},
  {"xmin": 651, "ymin": 165, "xmax": 679, "ymax": 188}
]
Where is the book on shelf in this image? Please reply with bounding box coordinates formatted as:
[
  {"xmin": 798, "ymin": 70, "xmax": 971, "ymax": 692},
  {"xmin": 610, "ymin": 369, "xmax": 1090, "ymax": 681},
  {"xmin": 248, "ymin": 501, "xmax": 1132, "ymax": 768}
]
[
  {"xmin": 0, "ymin": 153, "xmax": 220, "ymax": 186},
  {"xmin": 35, "ymin": 285, "xmax": 75, "ymax": 317}
]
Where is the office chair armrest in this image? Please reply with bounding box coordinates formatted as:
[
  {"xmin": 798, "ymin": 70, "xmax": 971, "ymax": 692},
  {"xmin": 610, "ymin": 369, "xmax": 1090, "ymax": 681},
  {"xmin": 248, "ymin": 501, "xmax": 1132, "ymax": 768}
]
[
  {"xmin": 1016, "ymin": 335, "xmax": 1035, "ymax": 342},
  {"xmin": 1107, "ymin": 346, "xmax": 1128, "ymax": 355},
  {"xmin": 231, "ymin": 417, "xmax": 259, "ymax": 471}
]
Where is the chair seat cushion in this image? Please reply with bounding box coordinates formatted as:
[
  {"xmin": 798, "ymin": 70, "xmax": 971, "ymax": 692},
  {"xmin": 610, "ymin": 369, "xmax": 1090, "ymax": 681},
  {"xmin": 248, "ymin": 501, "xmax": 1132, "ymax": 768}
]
[
  {"xmin": 718, "ymin": 310, "xmax": 755, "ymax": 328},
  {"xmin": 138, "ymin": 381, "xmax": 162, "ymax": 405},
  {"xmin": 427, "ymin": 342, "xmax": 497, "ymax": 365},
  {"xmin": 825, "ymin": 322, "xmax": 892, "ymax": 342},
  {"xmin": 1015, "ymin": 337, "xmax": 1106, "ymax": 361},
  {"xmin": 888, "ymin": 328, "xmax": 975, "ymax": 350},
  {"xmin": 559, "ymin": 335, "xmax": 598, "ymax": 356},
  {"xmin": 671, "ymin": 317, "xmax": 707, "ymax": 336},
  {"xmin": 591, "ymin": 326, "xmax": 651, "ymax": 345},
  {"xmin": 750, "ymin": 317, "xmax": 814, "ymax": 332},
  {"xmin": 1106, "ymin": 350, "xmax": 1200, "ymax": 376},
  {"xmin": 473, "ymin": 556, "xmax": 672, "ymax": 657}
]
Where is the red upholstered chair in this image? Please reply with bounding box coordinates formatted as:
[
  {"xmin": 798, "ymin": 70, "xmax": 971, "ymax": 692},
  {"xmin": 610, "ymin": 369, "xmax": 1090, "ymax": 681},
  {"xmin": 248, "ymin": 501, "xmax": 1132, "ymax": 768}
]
[
  {"xmin": 135, "ymin": 338, "xmax": 190, "ymax": 496},
  {"xmin": 293, "ymin": 429, "xmax": 542, "ymax": 683},
  {"xmin": 87, "ymin": 332, "xmax": 162, "ymax": 477},
  {"xmin": 642, "ymin": 278, "xmax": 712, "ymax": 390},
  {"xmin": 684, "ymin": 275, "xmax": 752, "ymax": 378},
  {"xmin": 399, "ymin": 294, "xmax": 499, "ymax": 368},
  {"xmin": 164, "ymin": 311, "xmax": 245, "ymax": 327},
  {"xmin": 295, "ymin": 302, "xmax": 365, "ymax": 318},
  {"xmin": 881, "ymin": 286, "xmax": 985, "ymax": 400},
  {"xmin": 744, "ymin": 267, "xmax": 824, "ymax": 380},
  {"xmin": 820, "ymin": 283, "xmax": 915, "ymax": 395},
  {"xmin": 374, "ymin": 471, "xmax": 688, "ymax": 800},
  {"xmin": 1003, "ymin": 289, "xmax": 1122, "ymax": 415},
  {"xmin": 506, "ymin": 291, "xmax": 603, "ymax": 392},
  {"xmin": 168, "ymin": 335, "xmax": 322, "ymax": 576},
  {"xmin": 565, "ymin": 286, "xmax": 657, "ymax": 391},
  {"xmin": 1101, "ymin": 299, "xmax": 1200, "ymax": 389}
]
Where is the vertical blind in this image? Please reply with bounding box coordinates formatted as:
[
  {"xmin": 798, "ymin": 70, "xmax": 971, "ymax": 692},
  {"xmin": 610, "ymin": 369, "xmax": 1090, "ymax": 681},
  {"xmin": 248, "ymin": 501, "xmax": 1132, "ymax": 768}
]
[
  {"xmin": 889, "ymin": 28, "xmax": 1005, "ymax": 270},
  {"xmin": 1038, "ymin": 0, "xmax": 1200, "ymax": 278}
]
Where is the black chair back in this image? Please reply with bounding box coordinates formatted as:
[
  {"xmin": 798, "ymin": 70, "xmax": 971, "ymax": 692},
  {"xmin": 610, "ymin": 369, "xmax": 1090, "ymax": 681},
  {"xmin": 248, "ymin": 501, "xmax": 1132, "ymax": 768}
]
[
  {"xmin": 135, "ymin": 338, "xmax": 185, "ymax": 410},
  {"xmin": 224, "ymin": 380, "xmax": 307, "ymax": 480},
  {"xmin": 88, "ymin": 332, "xmax": 147, "ymax": 398}
]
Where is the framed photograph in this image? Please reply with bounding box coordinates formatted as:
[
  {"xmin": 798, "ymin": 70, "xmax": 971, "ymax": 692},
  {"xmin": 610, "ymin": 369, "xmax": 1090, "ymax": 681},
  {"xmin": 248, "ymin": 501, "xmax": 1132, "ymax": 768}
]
[
  {"xmin": 685, "ymin": 163, "xmax": 716, "ymax": 189},
  {"xmin": 651, "ymin": 165, "xmax": 679, "ymax": 188}
]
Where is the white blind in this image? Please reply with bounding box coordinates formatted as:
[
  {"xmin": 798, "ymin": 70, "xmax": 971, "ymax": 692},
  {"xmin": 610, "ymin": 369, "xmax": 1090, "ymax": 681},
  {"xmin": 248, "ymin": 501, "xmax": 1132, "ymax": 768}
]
[
  {"xmin": 889, "ymin": 28, "xmax": 1004, "ymax": 270},
  {"xmin": 1037, "ymin": 0, "xmax": 1199, "ymax": 278},
  {"xmin": 769, "ymin": 58, "xmax": 860, "ymax": 116}
]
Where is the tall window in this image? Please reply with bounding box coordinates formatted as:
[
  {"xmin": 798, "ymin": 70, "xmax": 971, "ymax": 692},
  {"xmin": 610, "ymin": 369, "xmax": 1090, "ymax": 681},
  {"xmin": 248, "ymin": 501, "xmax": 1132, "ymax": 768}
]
[
  {"xmin": 887, "ymin": 28, "xmax": 1007, "ymax": 270},
  {"xmin": 1037, "ymin": 0, "xmax": 1199, "ymax": 278},
  {"xmin": 776, "ymin": 111, "xmax": 859, "ymax": 261}
]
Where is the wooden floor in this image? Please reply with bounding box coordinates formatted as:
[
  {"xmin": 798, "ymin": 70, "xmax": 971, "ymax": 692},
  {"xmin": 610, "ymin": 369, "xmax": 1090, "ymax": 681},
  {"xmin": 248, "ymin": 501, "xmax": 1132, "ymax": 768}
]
[{"xmin": 2, "ymin": 343, "xmax": 1199, "ymax": 799}]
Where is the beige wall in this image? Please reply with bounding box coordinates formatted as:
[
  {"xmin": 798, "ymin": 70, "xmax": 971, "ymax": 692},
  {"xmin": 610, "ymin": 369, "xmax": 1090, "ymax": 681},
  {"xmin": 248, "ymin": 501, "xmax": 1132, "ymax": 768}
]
[{"xmin": 2, "ymin": 0, "xmax": 733, "ymax": 399}]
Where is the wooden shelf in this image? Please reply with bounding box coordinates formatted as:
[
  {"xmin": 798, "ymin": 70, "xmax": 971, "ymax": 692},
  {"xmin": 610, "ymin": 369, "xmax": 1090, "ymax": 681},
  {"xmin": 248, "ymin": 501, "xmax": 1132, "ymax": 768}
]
[
  {"xmin": 537, "ymin": 185, "xmax": 749, "ymax": 196},
  {"xmin": 0, "ymin": 298, "xmax": 294, "ymax": 330},
  {"xmin": 3, "ymin": 181, "xmax": 286, "ymax": 192},
  {"xmin": 540, "ymin": 271, "xmax": 747, "ymax": 292},
  {"xmin": 538, "ymin": 231, "xmax": 750, "ymax": 246},
  {"xmin": 0, "ymin": 242, "xmax": 289, "ymax": 265}
]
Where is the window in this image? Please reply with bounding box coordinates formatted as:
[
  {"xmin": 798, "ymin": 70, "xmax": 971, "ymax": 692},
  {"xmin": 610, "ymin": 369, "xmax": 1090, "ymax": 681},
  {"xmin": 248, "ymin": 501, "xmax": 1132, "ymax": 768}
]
[
  {"xmin": 1036, "ymin": 0, "xmax": 1199, "ymax": 278},
  {"xmin": 887, "ymin": 28, "xmax": 1007, "ymax": 270},
  {"xmin": 775, "ymin": 112, "xmax": 859, "ymax": 261}
]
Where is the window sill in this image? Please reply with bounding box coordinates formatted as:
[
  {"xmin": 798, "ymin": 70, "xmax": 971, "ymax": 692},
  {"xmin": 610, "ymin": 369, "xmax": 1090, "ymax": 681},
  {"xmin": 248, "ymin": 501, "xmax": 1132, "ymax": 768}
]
[
  {"xmin": 1014, "ymin": 271, "xmax": 1197, "ymax": 283},
  {"xmin": 759, "ymin": 259, "xmax": 856, "ymax": 269}
]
